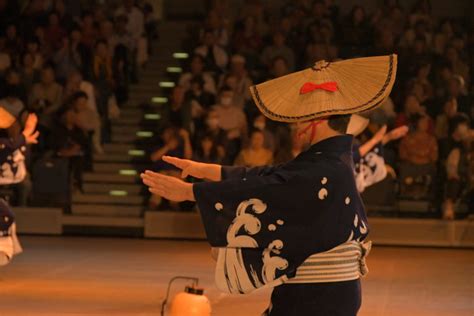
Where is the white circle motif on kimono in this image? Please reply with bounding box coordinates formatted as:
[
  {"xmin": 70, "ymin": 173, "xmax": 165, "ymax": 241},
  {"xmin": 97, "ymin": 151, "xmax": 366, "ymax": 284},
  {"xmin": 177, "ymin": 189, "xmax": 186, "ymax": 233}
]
[
  {"xmin": 318, "ymin": 188, "xmax": 328, "ymax": 200},
  {"xmin": 345, "ymin": 197, "xmax": 351, "ymax": 205},
  {"xmin": 277, "ymin": 219, "xmax": 284, "ymax": 225},
  {"xmin": 268, "ymin": 224, "xmax": 277, "ymax": 231},
  {"xmin": 214, "ymin": 202, "xmax": 223, "ymax": 211},
  {"xmin": 321, "ymin": 177, "xmax": 328, "ymax": 184}
]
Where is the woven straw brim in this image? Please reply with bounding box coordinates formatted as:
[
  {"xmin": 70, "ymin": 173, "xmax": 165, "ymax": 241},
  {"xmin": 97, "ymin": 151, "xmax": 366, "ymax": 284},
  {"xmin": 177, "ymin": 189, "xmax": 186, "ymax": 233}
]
[
  {"xmin": 0, "ymin": 107, "xmax": 15, "ymax": 129},
  {"xmin": 346, "ymin": 115, "xmax": 369, "ymax": 136},
  {"xmin": 250, "ymin": 54, "xmax": 397, "ymax": 123}
]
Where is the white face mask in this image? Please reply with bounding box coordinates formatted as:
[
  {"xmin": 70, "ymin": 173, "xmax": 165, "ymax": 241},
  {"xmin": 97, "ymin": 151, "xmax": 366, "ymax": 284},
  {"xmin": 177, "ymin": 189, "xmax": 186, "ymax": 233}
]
[
  {"xmin": 220, "ymin": 96, "xmax": 232, "ymax": 106},
  {"xmin": 254, "ymin": 121, "xmax": 265, "ymax": 130}
]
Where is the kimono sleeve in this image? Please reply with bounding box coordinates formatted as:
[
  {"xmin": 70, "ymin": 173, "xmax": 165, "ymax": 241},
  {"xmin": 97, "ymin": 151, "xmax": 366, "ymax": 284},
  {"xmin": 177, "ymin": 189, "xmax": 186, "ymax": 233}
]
[
  {"xmin": 221, "ymin": 165, "xmax": 280, "ymax": 180},
  {"xmin": 192, "ymin": 169, "xmax": 325, "ymax": 248}
]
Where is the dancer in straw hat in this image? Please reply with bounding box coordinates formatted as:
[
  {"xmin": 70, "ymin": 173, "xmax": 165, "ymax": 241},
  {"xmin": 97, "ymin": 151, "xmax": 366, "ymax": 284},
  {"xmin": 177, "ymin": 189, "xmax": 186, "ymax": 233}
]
[
  {"xmin": 142, "ymin": 54, "xmax": 397, "ymax": 315},
  {"xmin": 347, "ymin": 114, "xmax": 408, "ymax": 192},
  {"xmin": 0, "ymin": 108, "xmax": 39, "ymax": 265}
]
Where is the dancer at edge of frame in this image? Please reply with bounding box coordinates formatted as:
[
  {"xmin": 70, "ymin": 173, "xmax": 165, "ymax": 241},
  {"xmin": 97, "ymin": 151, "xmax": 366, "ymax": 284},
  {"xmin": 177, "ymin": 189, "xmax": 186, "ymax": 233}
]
[
  {"xmin": 142, "ymin": 54, "xmax": 398, "ymax": 315},
  {"xmin": 0, "ymin": 108, "xmax": 39, "ymax": 265},
  {"xmin": 346, "ymin": 114, "xmax": 409, "ymax": 193}
]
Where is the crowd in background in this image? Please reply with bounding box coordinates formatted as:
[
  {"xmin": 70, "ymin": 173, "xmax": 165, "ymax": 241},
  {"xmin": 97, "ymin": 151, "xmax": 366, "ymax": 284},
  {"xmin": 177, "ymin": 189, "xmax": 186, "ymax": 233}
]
[
  {"xmin": 0, "ymin": 0, "xmax": 154, "ymax": 202},
  {"xmin": 0, "ymin": 0, "xmax": 472, "ymax": 219},
  {"xmin": 151, "ymin": 0, "xmax": 473, "ymax": 218}
]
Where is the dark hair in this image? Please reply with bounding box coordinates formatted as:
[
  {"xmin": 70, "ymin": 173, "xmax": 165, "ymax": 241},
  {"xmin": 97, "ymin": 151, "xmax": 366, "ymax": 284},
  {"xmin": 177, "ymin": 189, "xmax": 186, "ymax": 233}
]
[
  {"xmin": 327, "ymin": 115, "xmax": 351, "ymax": 133},
  {"xmin": 448, "ymin": 113, "xmax": 470, "ymax": 135},
  {"xmin": 71, "ymin": 91, "xmax": 88, "ymax": 102},
  {"xmin": 219, "ymin": 85, "xmax": 233, "ymax": 94},
  {"xmin": 190, "ymin": 75, "xmax": 205, "ymax": 88}
]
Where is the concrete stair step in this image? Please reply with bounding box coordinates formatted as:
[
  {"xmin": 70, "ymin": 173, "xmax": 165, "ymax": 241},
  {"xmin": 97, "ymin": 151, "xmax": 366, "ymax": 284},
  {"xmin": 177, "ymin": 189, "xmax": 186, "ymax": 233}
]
[
  {"xmin": 62, "ymin": 214, "xmax": 144, "ymax": 227},
  {"xmin": 84, "ymin": 172, "xmax": 139, "ymax": 184},
  {"xmin": 83, "ymin": 183, "xmax": 144, "ymax": 195},
  {"xmin": 103, "ymin": 143, "xmax": 140, "ymax": 153},
  {"xmin": 94, "ymin": 153, "xmax": 147, "ymax": 163},
  {"xmin": 71, "ymin": 204, "xmax": 143, "ymax": 217},
  {"xmin": 111, "ymin": 132, "xmax": 156, "ymax": 143},
  {"xmin": 93, "ymin": 162, "xmax": 148, "ymax": 173},
  {"xmin": 72, "ymin": 193, "xmax": 144, "ymax": 205}
]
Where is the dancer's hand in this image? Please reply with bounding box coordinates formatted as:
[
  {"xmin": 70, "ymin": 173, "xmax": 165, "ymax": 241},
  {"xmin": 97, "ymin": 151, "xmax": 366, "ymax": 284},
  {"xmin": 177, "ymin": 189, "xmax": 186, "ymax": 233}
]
[
  {"xmin": 163, "ymin": 156, "xmax": 221, "ymax": 180},
  {"xmin": 22, "ymin": 113, "xmax": 40, "ymax": 144},
  {"xmin": 141, "ymin": 170, "xmax": 195, "ymax": 202}
]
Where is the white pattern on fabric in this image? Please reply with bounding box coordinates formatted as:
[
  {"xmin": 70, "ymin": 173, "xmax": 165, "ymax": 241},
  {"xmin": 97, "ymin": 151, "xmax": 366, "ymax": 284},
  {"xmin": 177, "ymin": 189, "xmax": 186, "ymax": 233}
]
[{"xmin": 215, "ymin": 199, "xmax": 289, "ymax": 294}]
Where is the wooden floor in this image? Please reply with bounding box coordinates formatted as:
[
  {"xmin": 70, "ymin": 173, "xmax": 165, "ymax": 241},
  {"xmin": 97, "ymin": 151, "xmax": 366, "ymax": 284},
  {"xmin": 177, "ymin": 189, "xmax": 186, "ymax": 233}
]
[{"xmin": 0, "ymin": 236, "xmax": 472, "ymax": 316}]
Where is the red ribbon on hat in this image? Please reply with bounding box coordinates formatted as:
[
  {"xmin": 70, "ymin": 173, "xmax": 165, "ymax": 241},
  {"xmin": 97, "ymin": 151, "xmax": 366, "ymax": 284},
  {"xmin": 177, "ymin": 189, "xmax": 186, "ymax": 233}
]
[{"xmin": 299, "ymin": 81, "xmax": 338, "ymax": 94}]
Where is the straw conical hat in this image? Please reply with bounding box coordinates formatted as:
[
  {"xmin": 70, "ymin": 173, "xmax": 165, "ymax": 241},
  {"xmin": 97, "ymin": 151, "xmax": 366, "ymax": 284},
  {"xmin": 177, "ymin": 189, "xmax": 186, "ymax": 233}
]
[
  {"xmin": 250, "ymin": 54, "xmax": 397, "ymax": 123},
  {"xmin": 346, "ymin": 115, "xmax": 369, "ymax": 136},
  {"xmin": 0, "ymin": 107, "xmax": 15, "ymax": 129}
]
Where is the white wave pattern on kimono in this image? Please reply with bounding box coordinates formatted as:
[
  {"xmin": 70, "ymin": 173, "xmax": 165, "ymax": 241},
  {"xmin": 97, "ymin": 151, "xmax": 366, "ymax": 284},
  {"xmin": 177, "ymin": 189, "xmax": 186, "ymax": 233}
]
[
  {"xmin": 215, "ymin": 199, "xmax": 289, "ymax": 294},
  {"xmin": 0, "ymin": 223, "xmax": 23, "ymax": 266},
  {"xmin": 355, "ymin": 151, "xmax": 387, "ymax": 193},
  {"xmin": 0, "ymin": 149, "xmax": 26, "ymax": 185}
]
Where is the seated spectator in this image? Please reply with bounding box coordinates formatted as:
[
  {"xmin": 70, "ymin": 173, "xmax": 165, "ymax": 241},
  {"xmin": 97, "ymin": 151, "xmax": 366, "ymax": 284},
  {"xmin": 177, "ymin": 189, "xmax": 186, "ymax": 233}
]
[
  {"xmin": 395, "ymin": 94, "xmax": 429, "ymax": 130},
  {"xmin": 232, "ymin": 15, "xmax": 262, "ymax": 64},
  {"xmin": 53, "ymin": 36, "xmax": 80, "ymax": 83},
  {"xmin": 192, "ymin": 133, "xmax": 222, "ymax": 164},
  {"xmin": 45, "ymin": 11, "xmax": 66, "ymax": 51},
  {"xmin": 268, "ymin": 56, "xmax": 290, "ymax": 79},
  {"xmin": 69, "ymin": 28, "xmax": 93, "ymax": 79},
  {"xmin": 252, "ymin": 114, "xmax": 275, "ymax": 153},
  {"xmin": 261, "ymin": 32, "xmax": 295, "ymax": 71},
  {"xmin": 442, "ymin": 114, "xmax": 473, "ymax": 219},
  {"xmin": 447, "ymin": 75, "xmax": 471, "ymax": 117},
  {"xmin": 195, "ymin": 109, "xmax": 228, "ymax": 161},
  {"xmin": 179, "ymin": 54, "xmax": 217, "ymax": 95},
  {"xmin": 163, "ymin": 86, "xmax": 192, "ymax": 133},
  {"xmin": 109, "ymin": 15, "xmax": 135, "ymax": 55},
  {"xmin": 220, "ymin": 73, "xmax": 245, "ymax": 108},
  {"xmin": 80, "ymin": 11, "xmax": 99, "ymax": 50},
  {"xmin": 221, "ymin": 54, "xmax": 252, "ymax": 104},
  {"xmin": 400, "ymin": 115, "xmax": 438, "ymax": 165},
  {"xmin": 92, "ymin": 40, "xmax": 114, "ymax": 118},
  {"xmin": 341, "ymin": 5, "xmax": 372, "ymax": 57},
  {"xmin": 445, "ymin": 46, "xmax": 470, "ymax": 85},
  {"xmin": 212, "ymin": 86, "xmax": 248, "ymax": 161},
  {"xmin": 3, "ymin": 68, "xmax": 28, "ymax": 105},
  {"xmin": 50, "ymin": 106, "xmax": 90, "ymax": 192},
  {"xmin": 25, "ymin": 37, "xmax": 44, "ymax": 70},
  {"xmin": 234, "ymin": 129, "xmax": 273, "ymax": 167},
  {"xmin": 29, "ymin": 65, "xmax": 64, "ymax": 129},
  {"xmin": 63, "ymin": 71, "xmax": 102, "ymax": 154},
  {"xmin": 4, "ymin": 24, "xmax": 23, "ymax": 63},
  {"xmin": 201, "ymin": 10, "xmax": 229, "ymax": 48},
  {"xmin": 194, "ymin": 29, "xmax": 228, "ymax": 73},
  {"xmin": 398, "ymin": 115, "xmax": 438, "ymax": 199},
  {"xmin": 435, "ymin": 97, "xmax": 458, "ymax": 140},
  {"xmin": 149, "ymin": 127, "xmax": 192, "ymax": 210},
  {"xmin": 186, "ymin": 76, "xmax": 215, "ymax": 128},
  {"xmin": 20, "ymin": 53, "xmax": 40, "ymax": 93}
]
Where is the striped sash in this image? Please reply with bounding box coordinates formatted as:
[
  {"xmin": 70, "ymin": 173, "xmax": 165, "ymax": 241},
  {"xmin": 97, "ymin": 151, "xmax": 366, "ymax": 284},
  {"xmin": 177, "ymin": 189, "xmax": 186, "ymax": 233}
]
[{"xmin": 286, "ymin": 240, "xmax": 372, "ymax": 284}]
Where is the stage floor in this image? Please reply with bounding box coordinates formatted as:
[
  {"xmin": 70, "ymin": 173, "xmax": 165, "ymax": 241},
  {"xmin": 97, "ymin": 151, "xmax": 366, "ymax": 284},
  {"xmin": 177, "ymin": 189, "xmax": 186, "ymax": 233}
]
[{"xmin": 0, "ymin": 236, "xmax": 472, "ymax": 316}]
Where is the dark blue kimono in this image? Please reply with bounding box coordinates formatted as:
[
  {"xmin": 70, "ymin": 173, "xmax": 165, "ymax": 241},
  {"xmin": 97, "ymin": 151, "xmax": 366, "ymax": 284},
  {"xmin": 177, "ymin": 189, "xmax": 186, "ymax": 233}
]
[
  {"xmin": 0, "ymin": 135, "xmax": 27, "ymax": 185},
  {"xmin": 193, "ymin": 135, "xmax": 368, "ymax": 315}
]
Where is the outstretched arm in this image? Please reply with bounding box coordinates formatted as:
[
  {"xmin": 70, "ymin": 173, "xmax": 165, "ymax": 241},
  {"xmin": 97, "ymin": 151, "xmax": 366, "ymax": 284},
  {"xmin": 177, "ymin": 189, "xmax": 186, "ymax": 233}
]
[{"xmin": 358, "ymin": 125, "xmax": 387, "ymax": 157}]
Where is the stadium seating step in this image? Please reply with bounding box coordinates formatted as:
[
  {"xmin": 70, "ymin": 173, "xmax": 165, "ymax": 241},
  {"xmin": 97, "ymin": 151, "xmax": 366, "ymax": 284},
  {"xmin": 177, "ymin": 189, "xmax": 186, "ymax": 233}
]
[
  {"xmin": 93, "ymin": 162, "xmax": 149, "ymax": 173},
  {"xmin": 62, "ymin": 214, "xmax": 144, "ymax": 227},
  {"xmin": 72, "ymin": 193, "xmax": 144, "ymax": 205},
  {"xmin": 93, "ymin": 153, "xmax": 147, "ymax": 163},
  {"xmin": 83, "ymin": 183, "xmax": 144, "ymax": 195},
  {"xmin": 84, "ymin": 172, "xmax": 139, "ymax": 184},
  {"xmin": 70, "ymin": 204, "xmax": 143, "ymax": 217}
]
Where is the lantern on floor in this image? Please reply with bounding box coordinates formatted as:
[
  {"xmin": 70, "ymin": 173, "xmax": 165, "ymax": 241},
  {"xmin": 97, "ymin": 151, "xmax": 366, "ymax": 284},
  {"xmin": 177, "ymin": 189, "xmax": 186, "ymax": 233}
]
[{"xmin": 161, "ymin": 276, "xmax": 211, "ymax": 316}]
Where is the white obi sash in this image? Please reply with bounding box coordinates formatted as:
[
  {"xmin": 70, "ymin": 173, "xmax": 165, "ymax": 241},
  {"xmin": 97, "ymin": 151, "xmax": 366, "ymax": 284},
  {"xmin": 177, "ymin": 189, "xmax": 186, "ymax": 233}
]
[
  {"xmin": 0, "ymin": 223, "xmax": 23, "ymax": 266},
  {"xmin": 215, "ymin": 240, "xmax": 372, "ymax": 294}
]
